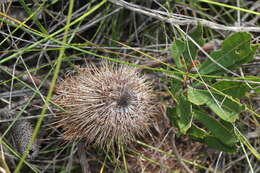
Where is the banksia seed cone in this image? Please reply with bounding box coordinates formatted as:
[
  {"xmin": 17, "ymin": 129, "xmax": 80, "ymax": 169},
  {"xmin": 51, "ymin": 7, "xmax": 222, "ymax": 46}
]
[
  {"xmin": 12, "ymin": 119, "xmax": 39, "ymax": 159},
  {"xmin": 55, "ymin": 62, "xmax": 157, "ymax": 148}
]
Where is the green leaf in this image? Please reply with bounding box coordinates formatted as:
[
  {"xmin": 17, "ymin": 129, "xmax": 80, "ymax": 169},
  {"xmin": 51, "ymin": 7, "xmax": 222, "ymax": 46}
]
[
  {"xmin": 170, "ymin": 39, "xmax": 186, "ymax": 68},
  {"xmin": 170, "ymin": 24, "xmax": 204, "ymax": 69},
  {"xmin": 187, "ymin": 87, "xmax": 244, "ymax": 122},
  {"xmin": 167, "ymin": 107, "xmax": 178, "ymax": 128},
  {"xmin": 255, "ymin": 87, "xmax": 260, "ymax": 94},
  {"xmin": 220, "ymin": 119, "xmax": 235, "ymax": 132},
  {"xmin": 189, "ymin": 24, "xmax": 204, "ymax": 47},
  {"xmin": 199, "ymin": 32, "xmax": 258, "ymax": 75},
  {"xmin": 176, "ymin": 94, "xmax": 193, "ymax": 134},
  {"xmin": 193, "ymin": 109, "xmax": 237, "ymax": 146},
  {"xmin": 188, "ymin": 125, "xmax": 237, "ymax": 152},
  {"xmin": 170, "ymin": 76, "xmax": 183, "ymax": 95},
  {"xmin": 163, "ymin": 70, "xmax": 184, "ymax": 82},
  {"xmin": 188, "ymin": 125, "xmax": 208, "ymax": 139},
  {"xmin": 201, "ymin": 136, "xmax": 237, "ymax": 152},
  {"xmin": 167, "ymin": 94, "xmax": 193, "ymax": 134},
  {"xmin": 212, "ymin": 81, "xmax": 251, "ymax": 98},
  {"xmin": 182, "ymin": 24, "xmax": 204, "ymax": 63}
]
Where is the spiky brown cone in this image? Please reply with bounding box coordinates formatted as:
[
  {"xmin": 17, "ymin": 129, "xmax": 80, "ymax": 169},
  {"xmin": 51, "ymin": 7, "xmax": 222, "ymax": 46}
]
[{"xmin": 54, "ymin": 62, "xmax": 157, "ymax": 148}]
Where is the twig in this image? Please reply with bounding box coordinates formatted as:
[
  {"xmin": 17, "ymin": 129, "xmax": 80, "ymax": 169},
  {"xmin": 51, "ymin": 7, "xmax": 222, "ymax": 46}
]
[
  {"xmin": 77, "ymin": 142, "xmax": 91, "ymax": 173},
  {"xmin": 108, "ymin": 0, "xmax": 260, "ymax": 32},
  {"xmin": 169, "ymin": 128, "xmax": 193, "ymax": 173}
]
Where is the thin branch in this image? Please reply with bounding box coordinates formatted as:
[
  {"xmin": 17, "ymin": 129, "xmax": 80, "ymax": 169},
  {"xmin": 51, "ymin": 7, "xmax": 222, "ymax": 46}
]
[
  {"xmin": 169, "ymin": 128, "xmax": 193, "ymax": 173},
  {"xmin": 108, "ymin": 0, "xmax": 260, "ymax": 32},
  {"xmin": 77, "ymin": 142, "xmax": 91, "ymax": 173}
]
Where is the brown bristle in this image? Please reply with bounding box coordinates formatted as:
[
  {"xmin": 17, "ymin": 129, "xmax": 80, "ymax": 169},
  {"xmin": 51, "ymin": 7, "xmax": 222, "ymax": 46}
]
[{"xmin": 54, "ymin": 61, "xmax": 158, "ymax": 149}]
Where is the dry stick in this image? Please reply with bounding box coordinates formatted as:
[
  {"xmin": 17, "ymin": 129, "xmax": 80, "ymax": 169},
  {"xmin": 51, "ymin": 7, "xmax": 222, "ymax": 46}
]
[
  {"xmin": 169, "ymin": 128, "xmax": 193, "ymax": 173},
  {"xmin": 108, "ymin": 0, "xmax": 260, "ymax": 32},
  {"xmin": 77, "ymin": 142, "xmax": 91, "ymax": 173}
]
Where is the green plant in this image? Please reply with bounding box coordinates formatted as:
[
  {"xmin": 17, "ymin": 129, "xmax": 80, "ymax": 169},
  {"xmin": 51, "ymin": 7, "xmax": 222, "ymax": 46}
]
[{"xmin": 167, "ymin": 27, "xmax": 259, "ymax": 156}]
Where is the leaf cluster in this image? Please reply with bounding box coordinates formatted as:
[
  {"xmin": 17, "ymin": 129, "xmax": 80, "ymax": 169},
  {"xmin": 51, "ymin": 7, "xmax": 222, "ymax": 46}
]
[{"xmin": 167, "ymin": 27, "xmax": 259, "ymax": 153}]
